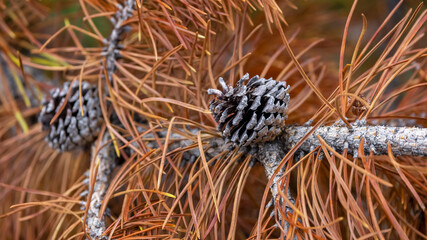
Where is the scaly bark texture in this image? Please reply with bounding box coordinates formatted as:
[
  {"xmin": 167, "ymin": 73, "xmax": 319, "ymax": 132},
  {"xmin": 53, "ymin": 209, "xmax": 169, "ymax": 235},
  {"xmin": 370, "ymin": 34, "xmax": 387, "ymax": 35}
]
[
  {"xmin": 103, "ymin": 0, "xmax": 135, "ymax": 81},
  {"xmin": 84, "ymin": 132, "xmax": 115, "ymax": 240},
  {"xmin": 255, "ymin": 140, "xmax": 296, "ymax": 237},
  {"xmin": 147, "ymin": 124, "xmax": 427, "ymax": 162},
  {"xmin": 283, "ymin": 124, "xmax": 427, "ymax": 156},
  {"xmin": 148, "ymin": 123, "xmax": 427, "ymax": 237},
  {"xmin": 84, "ymin": 1, "xmax": 136, "ymax": 238}
]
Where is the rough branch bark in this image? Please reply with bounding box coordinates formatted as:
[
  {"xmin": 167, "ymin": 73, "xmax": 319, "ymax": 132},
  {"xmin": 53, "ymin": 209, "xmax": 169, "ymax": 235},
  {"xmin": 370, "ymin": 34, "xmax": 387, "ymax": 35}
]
[
  {"xmin": 83, "ymin": 1, "xmax": 135, "ymax": 239},
  {"xmin": 253, "ymin": 124, "xmax": 427, "ymax": 237},
  {"xmin": 84, "ymin": 120, "xmax": 426, "ymax": 238},
  {"xmin": 154, "ymin": 124, "xmax": 427, "ymax": 162},
  {"xmin": 103, "ymin": 0, "xmax": 135, "ymax": 81},
  {"xmin": 84, "ymin": 132, "xmax": 115, "ymax": 240},
  {"xmin": 256, "ymin": 140, "xmax": 295, "ymax": 237},
  {"xmin": 283, "ymin": 124, "xmax": 427, "ymax": 156},
  {"xmin": 147, "ymin": 123, "xmax": 427, "ymax": 236}
]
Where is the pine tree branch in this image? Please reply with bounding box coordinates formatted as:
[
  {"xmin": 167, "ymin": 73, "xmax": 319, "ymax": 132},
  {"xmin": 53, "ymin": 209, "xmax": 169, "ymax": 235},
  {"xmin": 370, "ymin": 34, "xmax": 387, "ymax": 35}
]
[
  {"xmin": 103, "ymin": 0, "xmax": 135, "ymax": 81},
  {"xmin": 283, "ymin": 124, "xmax": 427, "ymax": 157},
  {"xmin": 256, "ymin": 140, "xmax": 287, "ymax": 205},
  {"xmin": 146, "ymin": 123, "xmax": 426, "ymax": 236},
  {"xmin": 256, "ymin": 140, "xmax": 296, "ymax": 238},
  {"xmin": 253, "ymin": 123, "xmax": 427, "ymax": 237},
  {"xmin": 148, "ymin": 124, "xmax": 427, "ymax": 163},
  {"xmin": 84, "ymin": 132, "xmax": 115, "ymax": 240},
  {"xmin": 82, "ymin": 1, "xmax": 136, "ymax": 239}
]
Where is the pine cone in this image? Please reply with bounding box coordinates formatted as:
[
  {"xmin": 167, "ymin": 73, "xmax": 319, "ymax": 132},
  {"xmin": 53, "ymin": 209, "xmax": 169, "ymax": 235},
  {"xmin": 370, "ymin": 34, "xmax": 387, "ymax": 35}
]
[
  {"xmin": 39, "ymin": 81, "xmax": 103, "ymax": 152},
  {"xmin": 208, "ymin": 74, "xmax": 290, "ymax": 148}
]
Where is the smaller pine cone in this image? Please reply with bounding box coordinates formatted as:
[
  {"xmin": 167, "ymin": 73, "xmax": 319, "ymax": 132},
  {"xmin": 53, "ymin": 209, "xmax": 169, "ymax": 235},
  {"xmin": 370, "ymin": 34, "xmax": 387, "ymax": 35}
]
[
  {"xmin": 39, "ymin": 81, "xmax": 103, "ymax": 152},
  {"xmin": 208, "ymin": 74, "xmax": 290, "ymax": 148}
]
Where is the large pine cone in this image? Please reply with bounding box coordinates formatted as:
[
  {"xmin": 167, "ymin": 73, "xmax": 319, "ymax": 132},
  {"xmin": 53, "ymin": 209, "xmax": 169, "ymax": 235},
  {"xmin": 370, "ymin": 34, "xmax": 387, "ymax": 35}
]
[
  {"xmin": 39, "ymin": 81, "xmax": 103, "ymax": 152},
  {"xmin": 208, "ymin": 74, "xmax": 290, "ymax": 148}
]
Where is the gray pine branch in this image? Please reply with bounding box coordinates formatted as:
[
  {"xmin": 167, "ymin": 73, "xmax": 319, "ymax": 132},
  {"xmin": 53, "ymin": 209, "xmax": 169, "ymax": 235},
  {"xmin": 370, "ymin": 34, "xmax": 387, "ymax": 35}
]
[
  {"xmin": 103, "ymin": 0, "xmax": 135, "ymax": 81},
  {"xmin": 257, "ymin": 123, "xmax": 426, "ymax": 236},
  {"xmin": 80, "ymin": 119, "xmax": 426, "ymax": 238},
  {"xmin": 256, "ymin": 140, "xmax": 296, "ymax": 239},
  {"xmin": 84, "ymin": 1, "xmax": 135, "ymax": 239},
  {"xmin": 139, "ymin": 123, "xmax": 426, "ymax": 237},
  {"xmin": 149, "ymin": 124, "xmax": 427, "ymax": 162},
  {"xmin": 283, "ymin": 123, "xmax": 427, "ymax": 157},
  {"xmin": 83, "ymin": 132, "xmax": 116, "ymax": 240}
]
